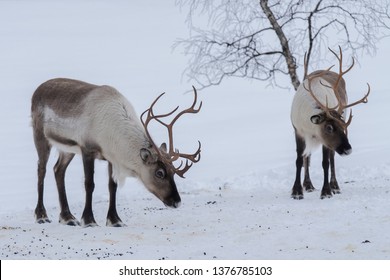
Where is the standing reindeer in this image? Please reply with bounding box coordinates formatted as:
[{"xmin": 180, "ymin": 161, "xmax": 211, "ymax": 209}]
[
  {"xmin": 31, "ymin": 78, "xmax": 201, "ymax": 226},
  {"xmin": 290, "ymin": 47, "xmax": 370, "ymax": 199}
]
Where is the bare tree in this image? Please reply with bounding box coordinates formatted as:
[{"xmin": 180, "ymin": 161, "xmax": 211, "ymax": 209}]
[{"xmin": 175, "ymin": 0, "xmax": 390, "ymax": 91}]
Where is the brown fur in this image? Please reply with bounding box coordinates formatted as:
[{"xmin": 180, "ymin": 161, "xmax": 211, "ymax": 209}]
[{"xmin": 31, "ymin": 78, "xmax": 99, "ymax": 118}]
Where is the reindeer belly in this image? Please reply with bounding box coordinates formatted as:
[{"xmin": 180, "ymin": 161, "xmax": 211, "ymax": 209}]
[
  {"xmin": 43, "ymin": 106, "xmax": 104, "ymax": 158},
  {"xmin": 46, "ymin": 132, "xmax": 82, "ymax": 154}
]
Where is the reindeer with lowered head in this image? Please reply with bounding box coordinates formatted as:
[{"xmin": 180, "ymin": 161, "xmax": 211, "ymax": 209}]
[
  {"xmin": 31, "ymin": 78, "xmax": 201, "ymax": 226},
  {"xmin": 290, "ymin": 47, "xmax": 370, "ymax": 199}
]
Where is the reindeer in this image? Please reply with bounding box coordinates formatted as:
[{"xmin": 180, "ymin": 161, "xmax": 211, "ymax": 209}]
[
  {"xmin": 31, "ymin": 78, "xmax": 201, "ymax": 226},
  {"xmin": 290, "ymin": 47, "xmax": 370, "ymax": 199}
]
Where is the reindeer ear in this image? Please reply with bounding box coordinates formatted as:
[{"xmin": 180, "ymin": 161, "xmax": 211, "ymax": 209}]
[
  {"xmin": 140, "ymin": 148, "xmax": 156, "ymax": 164},
  {"xmin": 159, "ymin": 143, "xmax": 167, "ymax": 153},
  {"xmin": 311, "ymin": 114, "xmax": 325, "ymax": 125}
]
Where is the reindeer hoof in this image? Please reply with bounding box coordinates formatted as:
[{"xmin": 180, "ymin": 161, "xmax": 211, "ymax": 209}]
[
  {"xmin": 106, "ymin": 217, "xmax": 126, "ymax": 227},
  {"xmin": 320, "ymin": 183, "xmax": 334, "ymax": 198},
  {"xmin": 81, "ymin": 222, "xmax": 99, "ymax": 228},
  {"xmin": 330, "ymin": 180, "xmax": 341, "ymax": 194},
  {"xmin": 59, "ymin": 213, "xmax": 80, "ymax": 226},
  {"xmin": 35, "ymin": 207, "xmax": 51, "ymax": 224},
  {"xmin": 36, "ymin": 217, "xmax": 52, "ymax": 224},
  {"xmin": 303, "ymin": 181, "xmax": 315, "ymax": 192},
  {"xmin": 107, "ymin": 221, "xmax": 127, "ymax": 227},
  {"xmin": 106, "ymin": 211, "xmax": 126, "ymax": 227},
  {"xmin": 81, "ymin": 217, "xmax": 98, "ymax": 227},
  {"xmin": 60, "ymin": 219, "xmax": 80, "ymax": 226},
  {"xmin": 320, "ymin": 193, "xmax": 333, "ymax": 199},
  {"xmin": 291, "ymin": 184, "xmax": 304, "ymax": 199},
  {"xmin": 304, "ymin": 185, "xmax": 315, "ymax": 192},
  {"xmin": 291, "ymin": 193, "xmax": 304, "ymax": 200}
]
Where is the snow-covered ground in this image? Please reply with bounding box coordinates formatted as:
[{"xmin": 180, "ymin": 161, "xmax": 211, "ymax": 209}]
[{"xmin": 1, "ymin": 0, "xmax": 389, "ymax": 261}]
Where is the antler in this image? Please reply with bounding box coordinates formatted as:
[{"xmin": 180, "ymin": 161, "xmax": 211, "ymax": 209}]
[
  {"xmin": 140, "ymin": 86, "xmax": 202, "ymax": 178},
  {"xmin": 343, "ymin": 83, "xmax": 370, "ymax": 109},
  {"xmin": 303, "ymin": 46, "xmax": 370, "ymax": 128}
]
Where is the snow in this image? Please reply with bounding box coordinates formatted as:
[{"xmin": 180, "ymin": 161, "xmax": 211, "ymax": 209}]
[{"xmin": 1, "ymin": 0, "xmax": 390, "ymax": 262}]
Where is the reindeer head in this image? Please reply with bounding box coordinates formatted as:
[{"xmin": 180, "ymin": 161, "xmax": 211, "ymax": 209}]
[
  {"xmin": 138, "ymin": 87, "xmax": 202, "ymax": 208},
  {"xmin": 304, "ymin": 47, "xmax": 370, "ymax": 155}
]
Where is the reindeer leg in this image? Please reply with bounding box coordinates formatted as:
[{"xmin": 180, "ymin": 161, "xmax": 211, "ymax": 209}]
[
  {"xmin": 303, "ymin": 155, "xmax": 315, "ymax": 192},
  {"xmin": 292, "ymin": 133, "xmax": 305, "ymax": 199},
  {"xmin": 106, "ymin": 163, "xmax": 126, "ymax": 227},
  {"xmin": 33, "ymin": 128, "xmax": 51, "ymax": 224},
  {"xmin": 80, "ymin": 150, "xmax": 98, "ymax": 227},
  {"xmin": 54, "ymin": 152, "xmax": 79, "ymax": 226},
  {"xmin": 329, "ymin": 150, "xmax": 341, "ymax": 194},
  {"xmin": 321, "ymin": 146, "xmax": 333, "ymax": 199}
]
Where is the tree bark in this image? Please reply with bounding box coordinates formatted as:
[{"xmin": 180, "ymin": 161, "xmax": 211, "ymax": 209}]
[{"xmin": 260, "ymin": 0, "xmax": 301, "ymax": 90}]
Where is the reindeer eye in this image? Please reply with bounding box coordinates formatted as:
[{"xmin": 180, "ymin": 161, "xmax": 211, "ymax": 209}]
[
  {"xmin": 325, "ymin": 124, "xmax": 334, "ymax": 133},
  {"xmin": 155, "ymin": 168, "xmax": 166, "ymax": 179}
]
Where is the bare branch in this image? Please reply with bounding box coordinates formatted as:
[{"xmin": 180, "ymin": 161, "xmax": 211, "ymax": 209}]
[{"xmin": 175, "ymin": 0, "xmax": 390, "ymax": 91}]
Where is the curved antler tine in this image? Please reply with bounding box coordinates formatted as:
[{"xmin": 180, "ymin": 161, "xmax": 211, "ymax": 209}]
[
  {"xmin": 363, "ymin": 83, "xmax": 371, "ymax": 103},
  {"xmin": 329, "ymin": 45, "xmax": 344, "ymax": 64},
  {"xmin": 140, "ymin": 92, "xmax": 167, "ymax": 125},
  {"xmin": 196, "ymin": 140, "xmax": 201, "ymax": 154},
  {"xmin": 303, "ymin": 76, "xmax": 329, "ymax": 112},
  {"xmin": 196, "ymin": 101, "xmax": 203, "ymax": 112},
  {"xmin": 191, "ymin": 85, "xmax": 198, "ymax": 104},
  {"xmin": 338, "ymin": 45, "xmax": 343, "ymax": 62},
  {"xmin": 176, "ymin": 160, "xmax": 184, "ymax": 170},
  {"xmin": 147, "ymin": 92, "xmax": 180, "ymax": 120},
  {"xmin": 328, "ymin": 46, "xmax": 339, "ymax": 61},
  {"xmin": 140, "ymin": 108, "xmax": 148, "ymax": 125},
  {"xmin": 345, "ymin": 109, "xmax": 353, "ymax": 127},
  {"xmin": 344, "ymin": 56, "xmax": 355, "ymax": 74},
  {"xmin": 170, "ymin": 151, "xmax": 180, "ymax": 161},
  {"xmin": 325, "ymin": 93, "xmax": 339, "ymax": 111},
  {"xmin": 175, "ymin": 160, "xmax": 193, "ymax": 178},
  {"xmin": 193, "ymin": 141, "xmax": 202, "ymax": 162},
  {"xmin": 319, "ymin": 79, "xmax": 332, "ymax": 89},
  {"xmin": 343, "ymin": 83, "xmax": 371, "ymax": 109},
  {"xmin": 338, "ymin": 45, "xmax": 355, "ymax": 74},
  {"xmin": 191, "ymin": 86, "xmax": 203, "ymax": 112},
  {"xmin": 175, "ymin": 141, "xmax": 201, "ymax": 162},
  {"xmin": 150, "ymin": 92, "xmax": 166, "ymax": 108},
  {"xmin": 329, "ymin": 46, "xmax": 355, "ymax": 75},
  {"xmin": 169, "ymin": 87, "xmax": 202, "ymax": 127},
  {"xmin": 187, "ymin": 142, "xmax": 201, "ymax": 162},
  {"xmin": 152, "ymin": 106, "xmax": 180, "ymax": 119},
  {"xmin": 326, "ymin": 65, "xmax": 335, "ymax": 72},
  {"xmin": 140, "ymin": 92, "xmax": 171, "ymax": 160},
  {"xmin": 194, "ymin": 152, "xmax": 201, "ymax": 163}
]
